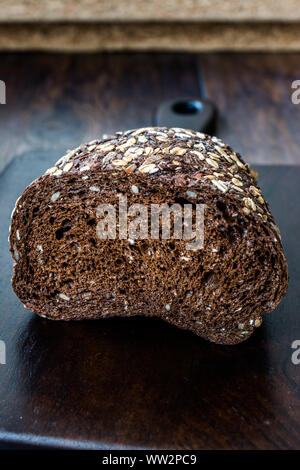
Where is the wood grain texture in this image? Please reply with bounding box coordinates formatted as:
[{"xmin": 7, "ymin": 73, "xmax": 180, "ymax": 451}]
[
  {"xmin": 2, "ymin": 0, "xmax": 300, "ymax": 22},
  {"xmin": 0, "ymin": 53, "xmax": 299, "ymax": 176},
  {"xmin": 200, "ymin": 53, "xmax": 300, "ymax": 164},
  {"xmin": 0, "ymin": 161, "xmax": 299, "ymax": 449},
  {"xmin": 0, "ymin": 52, "xmax": 299, "ymax": 449},
  {"xmin": 0, "ymin": 53, "xmax": 199, "ymax": 174},
  {"xmin": 1, "ymin": 23, "xmax": 300, "ymax": 53}
]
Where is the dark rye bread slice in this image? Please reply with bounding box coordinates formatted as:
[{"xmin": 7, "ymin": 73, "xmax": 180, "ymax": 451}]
[{"xmin": 9, "ymin": 127, "xmax": 288, "ymax": 345}]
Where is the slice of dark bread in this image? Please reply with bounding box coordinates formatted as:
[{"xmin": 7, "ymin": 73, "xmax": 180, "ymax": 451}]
[{"xmin": 9, "ymin": 127, "xmax": 288, "ymax": 344}]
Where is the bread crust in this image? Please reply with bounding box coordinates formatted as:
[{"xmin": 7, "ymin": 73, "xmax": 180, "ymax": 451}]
[{"xmin": 9, "ymin": 127, "xmax": 288, "ymax": 344}]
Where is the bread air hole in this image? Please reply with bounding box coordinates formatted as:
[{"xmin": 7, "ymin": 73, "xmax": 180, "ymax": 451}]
[
  {"xmin": 62, "ymin": 279, "xmax": 74, "ymax": 287},
  {"xmin": 174, "ymin": 196, "xmax": 191, "ymax": 205},
  {"xmin": 46, "ymin": 291, "xmax": 59, "ymax": 300},
  {"xmin": 216, "ymin": 200, "xmax": 227, "ymax": 215},
  {"xmin": 202, "ymin": 270, "xmax": 214, "ymax": 285},
  {"xmin": 87, "ymin": 218, "xmax": 96, "ymax": 226},
  {"xmin": 55, "ymin": 220, "xmax": 72, "ymax": 240},
  {"xmin": 89, "ymin": 237, "xmax": 96, "ymax": 247}
]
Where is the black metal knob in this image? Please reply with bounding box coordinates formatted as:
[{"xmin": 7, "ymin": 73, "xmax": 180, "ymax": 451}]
[{"xmin": 155, "ymin": 97, "xmax": 217, "ymax": 134}]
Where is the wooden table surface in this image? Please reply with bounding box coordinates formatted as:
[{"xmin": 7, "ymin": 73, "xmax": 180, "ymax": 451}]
[
  {"xmin": 0, "ymin": 52, "xmax": 300, "ymax": 173},
  {"xmin": 0, "ymin": 53, "xmax": 299, "ymax": 450}
]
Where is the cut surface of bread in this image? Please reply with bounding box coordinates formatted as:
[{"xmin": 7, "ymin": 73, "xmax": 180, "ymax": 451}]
[{"xmin": 9, "ymin": 127, "xmax": 288, "ymax": 344}]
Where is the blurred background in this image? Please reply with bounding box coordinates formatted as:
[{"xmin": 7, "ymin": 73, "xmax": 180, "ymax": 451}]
[
  {"xmin": 1, "ymin": 0, "xmax": 300, "ymax": 51},
  {"xmin": 0, "ymin": 0, "xmax": 300, "ymax": 174}
]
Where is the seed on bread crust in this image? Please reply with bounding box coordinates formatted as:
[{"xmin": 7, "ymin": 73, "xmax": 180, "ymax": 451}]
[
  {"xmin": 232, "ymin": 177, "xmax": 243, "ymax": 187},
  {"xmin": 243, "ymin": 197, "xmax": 256, "ymax": 211},
  {"xmin": 63, "ymin": 161, "xmax": 73, "ymax": 172},
  {"xmin": 9, "ymin": 127, "xmax": 288, "ymax": 346},
  {"xmin": 211, "ymin": 179, "xmax": 228, "ymax": 192},
  {"xmin": 45, "ymin": 166, "xmax": 59, "ymax": 175},
  {"xmin": 206, "ymin": 158, "xmax": 219, "ymax": 169}
]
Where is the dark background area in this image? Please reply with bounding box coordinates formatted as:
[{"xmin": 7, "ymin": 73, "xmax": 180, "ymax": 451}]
[
  {"xmin": 0, "ymin": 52, "xmax": 299, "ymax": 450},
  {"xmin": 0, "ymin": 53, "xmax": 299, "ymax": 175}
]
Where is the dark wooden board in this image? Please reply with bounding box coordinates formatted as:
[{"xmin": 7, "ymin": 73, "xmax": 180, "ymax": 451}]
[
  {"xmin": 0, "ymin": 52, "xmax": 200, "ymax": 173},
  {"xmin": 0, "ymin": 52, "xmax": 299, "ymax": 450},
  {"xmin": 0, "ymin": 160, "xmax": 299, "ymax": 450},
  {"xmin": 1, "ymin": 52, "xmax": 300, "ymax": 174},
  {"xmin": 200, "ymin": 53, "xmax": 300, "ymax": 165}
]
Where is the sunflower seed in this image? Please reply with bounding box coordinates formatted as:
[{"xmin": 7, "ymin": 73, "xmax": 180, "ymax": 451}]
[
  {"xmin": 45, "ymin": 166, "xmax": 58, "ymax": 175},
  {"xmin": 190, "ymin": 150, "xmax": 205, "ymax": 160},
  {"xmin": 211, "ymin": 179, "xmax": 228, "ymax": 192},
  {"xmin": 112, "ymin": 160, "xmax": 128, "ymax": 166},
  {"xmin": 194, "ymin": 143, "xmax": 205, "ymax": 150},
  {"xmin": 243, "ymin": 197, "xmax": 256, "ymax": 211},
  {"xmin": 195, "ymin": 132, "xmax": 205, "ymax": 139},
  {"xmin": 258, "ymin": 196, "xmax": 264, "ymax": 204},
  {"xmin": 88, "ymin": 144, "xmax": 97, "ymax": 151},
  {"xmin": 144, "ymin": 147, "xmax": 154, "ymax": 156},
  {"xmin": 215, "ymin": 146, "xmax": 228, "ymax": 157},
  {"xmin": 97, "ymin": 143, "xmax": 115, "ymax": 152},
  {"xmin": 131, "ymin": 127, "xmax": 152, "ymax": 136},
  {"xmin": 232, "ymin": 177, "xmax": 243, "ymax": 187},
  {"xmin": 58, "ymin": 293, "xmax": 70, "ymax": 301},
  {"xmin": 131, "ymin": 185, "xmax": 139, "ymax": 194},
  {"xmin": 242, "ymin": 207, "xmax": 251, "ymax": 215},
  {"xmin": 124, "ymin": 164, "xmax": 137, "ymax": 173},
  {"xmin": 170, "ymin": 147, "xmax": 187, "ymax": 156},
  {"xmin": 207, "ymin": 152, "xmax": 221, "ymax": 161},
  {"xmin": 231, "ymin": 153, "xmax": 246, "ymax": 169},
  {"xmin": 250, "ymin": 169, "xmax": 258, "ymax": 182},
  {"xmin": 139, "ymin": 164, "xmax": 159, "ymax": 174},
  {"xmin": 63, "ymin": 161, "xmax": 73, "ymax": 172},
  {"xmin": 231, "ymin": 185, "xmax": 244, "ymax": 193},
  {"xmin": 255, "ymin": 317, "xmax": 262, "ymax": 327},
  {"xmin": 125, "ymin": 147, "xmax": 143, "ymax": 157},
  {"xmin": 122, "ymin": 154, "xmax": 134, "ymax": 163},
  {"xmin": 206, "ymin": 158, "xmax": 219, "ymax": 169},
  {"xmin": 51, "ymin": 192, "xmax": 60, "ymax": 202},
  {"xmin": 175, "ymin": 133, "xmax": 189, "ymax": 139},
  {"xmin": 249, "ymin": 185, "xmax": 261, "ymax": 197}
]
